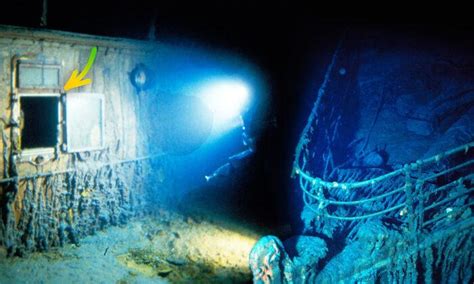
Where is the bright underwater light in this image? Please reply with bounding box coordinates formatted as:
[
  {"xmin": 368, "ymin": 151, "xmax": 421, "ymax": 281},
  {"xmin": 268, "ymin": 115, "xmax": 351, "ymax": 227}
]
[
  {"xmin": 161, "ymin": 78, "xmax": 252, "ymax": 154},
  {"xmin": 199, "ymin": 79, "xmax": 251, "ymax": 134}
]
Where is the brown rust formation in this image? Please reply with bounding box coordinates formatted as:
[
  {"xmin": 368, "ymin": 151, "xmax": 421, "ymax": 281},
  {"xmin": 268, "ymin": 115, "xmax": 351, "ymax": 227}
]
[{"xmin": 0, "ymin": 25, "xmax": 165, "ymax": 256}]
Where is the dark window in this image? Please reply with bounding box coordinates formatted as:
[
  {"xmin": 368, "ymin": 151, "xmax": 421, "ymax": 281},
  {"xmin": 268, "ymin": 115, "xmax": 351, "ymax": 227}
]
[{"xmin": 20, "ymin": 96, "xmax": 59, "ymax": 149}]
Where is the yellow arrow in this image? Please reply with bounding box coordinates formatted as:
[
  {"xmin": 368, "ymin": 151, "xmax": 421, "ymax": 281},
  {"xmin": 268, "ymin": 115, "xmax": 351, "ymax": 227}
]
[{"xmin": 64, "ymin": 47, "xmax": 98, "ymax": 91}]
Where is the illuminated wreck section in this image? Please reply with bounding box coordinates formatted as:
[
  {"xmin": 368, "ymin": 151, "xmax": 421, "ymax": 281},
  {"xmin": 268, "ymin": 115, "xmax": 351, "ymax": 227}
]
[
  {"xmin": 250, "ymin": 34, "xmax": 473, "ymax": 283},
  {"xmin": 0, "ymin": 25, "xmax": 264, "ymax": 281}
]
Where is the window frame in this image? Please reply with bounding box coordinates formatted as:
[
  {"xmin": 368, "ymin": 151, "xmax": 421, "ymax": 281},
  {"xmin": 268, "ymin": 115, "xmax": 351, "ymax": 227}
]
[
  {"xmin": 64, "ymin": 92, "xmax": 106, "ymax": 153},
  {"xmin": 16, "ymin": 61, "xmax": 62, "ymax": 91},
  {"xmin": 16, "ymin": 92, "xmax": 62, "ymax": 159}
]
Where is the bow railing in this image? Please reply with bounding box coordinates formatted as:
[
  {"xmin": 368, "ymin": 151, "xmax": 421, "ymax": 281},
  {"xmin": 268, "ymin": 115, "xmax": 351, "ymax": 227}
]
[{"xmin": 294, "ymin": 142, "xmax": 474, "ymax": 225}]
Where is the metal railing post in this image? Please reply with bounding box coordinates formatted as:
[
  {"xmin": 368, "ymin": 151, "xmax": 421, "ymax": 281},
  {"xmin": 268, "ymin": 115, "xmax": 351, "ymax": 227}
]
[{"xmin": 403, "ymin": 165, "xmax": 416, "ymax": 234}]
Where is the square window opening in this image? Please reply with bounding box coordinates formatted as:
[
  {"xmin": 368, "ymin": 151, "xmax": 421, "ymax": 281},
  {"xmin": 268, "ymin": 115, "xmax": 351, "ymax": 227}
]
[{"xmin": 20, "ymin": 96, "xmax": 59, "ymax": 149}]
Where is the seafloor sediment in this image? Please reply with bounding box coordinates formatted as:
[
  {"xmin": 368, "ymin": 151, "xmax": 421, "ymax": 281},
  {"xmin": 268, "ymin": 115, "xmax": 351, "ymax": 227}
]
[{"xmin": 0, "ymin": 208, "xmax": 263, "ymax": 283}]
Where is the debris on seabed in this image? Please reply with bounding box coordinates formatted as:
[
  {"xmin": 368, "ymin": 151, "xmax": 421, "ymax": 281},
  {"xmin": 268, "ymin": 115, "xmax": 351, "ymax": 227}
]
[{"xmin": 0, "ymin": 207, "xmax": 263, "ymax": 283}]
